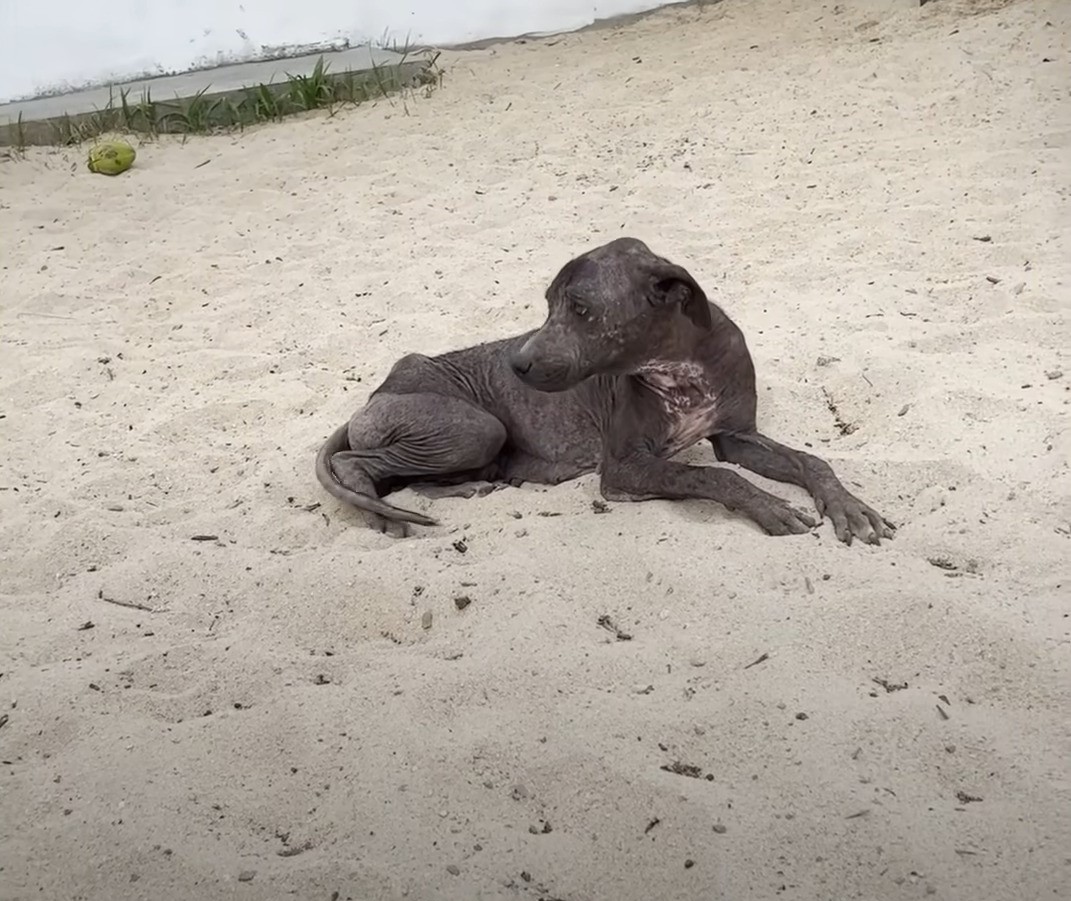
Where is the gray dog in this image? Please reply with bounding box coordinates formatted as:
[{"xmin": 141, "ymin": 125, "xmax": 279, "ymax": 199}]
[{"xmin": 315, "ymin": 237, "xmax": 893, "ymax": 545}]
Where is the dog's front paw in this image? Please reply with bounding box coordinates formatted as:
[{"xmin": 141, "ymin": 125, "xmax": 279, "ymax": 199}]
[
  {"xmin": 816, "ymin": 489, "xmax": 895, "ymax": 546},
  {"xmin": 750, "ymin": 498, "xmax": 817, "ymax": 537}
]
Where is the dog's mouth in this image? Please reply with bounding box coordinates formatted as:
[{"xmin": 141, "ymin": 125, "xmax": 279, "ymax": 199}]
[
  {"xmin": 509, "ymin": 352, "xmax": 582, "ymax": 392},
  {"xmin": 512, "ymin": 363, "xmax": 581, "ymax": 393}
]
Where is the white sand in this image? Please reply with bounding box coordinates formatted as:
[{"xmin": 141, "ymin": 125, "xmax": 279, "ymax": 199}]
[{"xmin": 1, "ymin": 1, "xmax": 1069, "ymax": 899}]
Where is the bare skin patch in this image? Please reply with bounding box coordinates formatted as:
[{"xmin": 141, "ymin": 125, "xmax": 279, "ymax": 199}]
[{"xmin": 635, "ymin": 361, "xmax": 721, "ymax": 458}]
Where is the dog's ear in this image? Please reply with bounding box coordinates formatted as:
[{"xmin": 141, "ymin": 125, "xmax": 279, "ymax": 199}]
[{"xmin": 647, "ymin": 261, "xmax": 712, "ymax": 330}]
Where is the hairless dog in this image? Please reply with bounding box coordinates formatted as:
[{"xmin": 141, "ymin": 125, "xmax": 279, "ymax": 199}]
[{"xmin": 315, "ymin": 237, "xmax": 894, "ymax": 545}]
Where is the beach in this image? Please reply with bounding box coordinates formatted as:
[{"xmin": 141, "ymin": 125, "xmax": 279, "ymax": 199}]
[{"xmin": 1, "ymin": 1, "xmax": 1068, "ymax": 899}]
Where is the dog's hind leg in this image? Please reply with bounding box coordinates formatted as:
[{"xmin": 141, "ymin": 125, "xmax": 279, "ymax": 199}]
[{"xmin": 326, "ymin": 393, "xmax": 507, "ymax": 535}]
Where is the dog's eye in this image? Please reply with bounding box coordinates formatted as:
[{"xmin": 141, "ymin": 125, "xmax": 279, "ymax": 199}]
[{"xmin": 571, "ymin": 301, "xmax": 589, "ymax": 318}]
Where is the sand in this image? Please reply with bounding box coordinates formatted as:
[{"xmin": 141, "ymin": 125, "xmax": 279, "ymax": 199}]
[{"xmin": 1, "ymin": 1, "xmax": 1069, "ymax": 899}]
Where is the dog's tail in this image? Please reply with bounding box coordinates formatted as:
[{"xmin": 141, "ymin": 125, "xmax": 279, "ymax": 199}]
[{"xmin": 315, "ymin": 424, "xmax": 438, "ymax": 527}]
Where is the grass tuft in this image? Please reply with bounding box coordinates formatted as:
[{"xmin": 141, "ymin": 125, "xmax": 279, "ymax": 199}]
[{"xmin": 287, "ymin": 56, "xmax": 335, "ymax": 111}]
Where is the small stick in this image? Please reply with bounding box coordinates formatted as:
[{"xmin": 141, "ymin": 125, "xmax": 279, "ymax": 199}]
[
  {"xmin": 99, "ymin": 591, "xmax": 154, "ymax": 612},
  {"xmin": 744, "ymin": 652, "xmax": 770, "ymax": 670}
]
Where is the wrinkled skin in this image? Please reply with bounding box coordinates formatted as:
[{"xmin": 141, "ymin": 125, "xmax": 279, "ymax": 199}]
[{"xmin": 316, "ymin": 237, "xmax": 895, "ymax": 545}]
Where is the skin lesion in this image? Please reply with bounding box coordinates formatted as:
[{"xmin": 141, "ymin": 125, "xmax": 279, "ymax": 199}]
[
  {"xmin": 634, "ymin": 361, "xmax": 714, "ymax": 406},
  {"xmin": 633, "ymin": 360, "xmax": 721, "ymax": 458},
  {"xmin": 659, "ymin": 410, "xmax": 721, "ymax": 459}
]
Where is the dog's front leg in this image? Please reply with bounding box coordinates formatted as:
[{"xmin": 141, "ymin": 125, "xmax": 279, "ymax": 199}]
[
  {"xmin": 600, "ymin": 452, "xmax": 817, "ymax": 537},
  {"xmin": 711, "ymin": 432, "xmax": 894, "ymax": 546}
]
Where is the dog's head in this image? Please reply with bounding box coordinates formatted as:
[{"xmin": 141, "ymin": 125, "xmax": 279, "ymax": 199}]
[{"xmin": 509, "ymin": 237, "xmax": 712, "ymax": 392}]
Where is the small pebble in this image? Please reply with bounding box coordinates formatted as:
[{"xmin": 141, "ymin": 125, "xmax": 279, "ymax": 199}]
[
  {"xmin": 795, "ymin": 712, "xmax": 809, "ymax": 721},
  {"xmin": 684, "ymin": 859, "xmax": 695, "ymax": 869},
  {"xmin": 712, "ymin": 824, "xmax": 728, "ymax": 834},
  {"xmin": 238, "ymin": 870, "xmax": 256, "ymax": 882},
  {"xmin": 446, "ymin": 864, "xmax": 460, "ymax": 876},
  {"xmin": 421, "ymin": 610, "xmax": 433, "ymax": 630},
  {"xmin": 1045, "ymin": 369, "xmax": 1063, "ymax": 380},
  {"xmin": 511, "ymin": 784, "xmax": 529, "ymax": 800}
]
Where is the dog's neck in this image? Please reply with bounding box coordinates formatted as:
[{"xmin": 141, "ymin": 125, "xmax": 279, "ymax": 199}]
[{"xmin": 632, "ymin": 359, "xmax": 713, "ymax": 409}]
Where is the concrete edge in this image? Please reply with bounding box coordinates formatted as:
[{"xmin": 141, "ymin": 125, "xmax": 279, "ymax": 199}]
[{"xmin": 0, "ymin": 58, "xmax": 431, "ymax": 148}]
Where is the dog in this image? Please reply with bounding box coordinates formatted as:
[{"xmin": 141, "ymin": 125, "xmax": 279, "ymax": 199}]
[{"xmin": 315, "ymin": 237, "xmax": 893, "ymax": 545}]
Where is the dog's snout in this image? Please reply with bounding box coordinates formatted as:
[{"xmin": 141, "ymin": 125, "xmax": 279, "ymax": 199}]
[
  {"xmin": 510, "ymin": 336, "xmax": 540, "ymax": 378},
  {"xmin": 509, "ymin": 331, "xmax": 580, "ymax": 392}
]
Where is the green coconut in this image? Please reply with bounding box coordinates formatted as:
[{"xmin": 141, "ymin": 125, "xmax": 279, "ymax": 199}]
[{"xmin": 87, "ymin": 140, "xmax": 136, "ymax": 176}]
